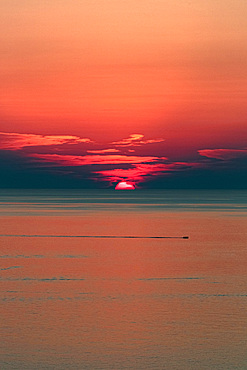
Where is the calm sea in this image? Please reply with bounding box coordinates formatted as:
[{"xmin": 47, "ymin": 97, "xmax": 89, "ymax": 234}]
[{"xmin": 0, "ymin": 190, "xmax": 247, "ymax": 369}]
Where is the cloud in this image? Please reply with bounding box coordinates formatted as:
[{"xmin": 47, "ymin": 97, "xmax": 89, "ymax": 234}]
[
  {"xmin": 0, "ymin": 132, "xmax": 92, "ymax": 150},
  {"xmin": 2, "ymin": 131, "xmax": 246, "ymax": 189},
  {"xmin": 112, "ymin": 133, "xmax": 164, "ymax": 147},
  {"xmin": 87, "ymin": 148, "xmax": 120, "ymax": 154},
  {"xmin": 9, "ymin": 144, "xmax": 202, "ymax": 186},
  {"xmin": 199, "ymin": 148, "xmax": 247, "ymax": 160},
  {"xmin": 94, "ymin": 161, "xmax": 200, "ymax": 184},
  {"xmin": 95, "ymin": 164, "xmax": 168, "ymax": 183},
  {"xmin": 31, "ymin": 154, "xmax": 165, "ymax": 166},
  {"xmin": 0, "ymin": 131, "xmax": 164, "ymax": 157},
  {"xmin": 112, "ymin": 134, "xmax": 144, "ymax": 145},
  {"xmin": 1, "ymin": 144, "xmax": 246, "ymax": 189}
]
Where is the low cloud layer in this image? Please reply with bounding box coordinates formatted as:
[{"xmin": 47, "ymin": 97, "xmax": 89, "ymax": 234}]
[
  {"xmin": 0, "ymin": 131, "xmax": 246, "ymax": 188},
  {"xmin": 0, "ymin": 132, "xmax": 92, "ymax": 150},
  {"xmin": 31, "ymin": 154, "xmax": 164, "ymax": 166},
  {"xmin": 199, "ymin": 149, "xmax": 247, "ymax": 160},
  {"xmin": 95, "ymin": 162, "xmax": 201, "ymax": 185}
]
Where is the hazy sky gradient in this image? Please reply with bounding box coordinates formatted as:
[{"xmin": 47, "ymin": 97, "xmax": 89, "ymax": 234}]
[{"xmin": 0, "ymin": 1, "xmax": 246, "ymax": 188}]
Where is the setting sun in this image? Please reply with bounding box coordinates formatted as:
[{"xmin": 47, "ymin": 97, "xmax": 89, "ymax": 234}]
[{"xmin": 115, "ymin": 181, "xmax": 135, "ymax": 190}]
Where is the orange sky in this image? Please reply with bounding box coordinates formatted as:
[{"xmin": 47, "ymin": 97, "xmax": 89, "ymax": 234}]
[{"xmin": 0, "ymin": 1, "xmax": 246, "ymax": 188}]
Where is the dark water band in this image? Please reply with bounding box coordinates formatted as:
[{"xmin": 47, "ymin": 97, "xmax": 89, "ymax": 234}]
[{"xmin": 0, "ymin": 234, "xmax": 189, "ymax": 239}]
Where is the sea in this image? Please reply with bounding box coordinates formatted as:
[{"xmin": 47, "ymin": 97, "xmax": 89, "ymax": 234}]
[{"xmin": 0, "ymin": 189, "xmax": 247, "ymax": 369}]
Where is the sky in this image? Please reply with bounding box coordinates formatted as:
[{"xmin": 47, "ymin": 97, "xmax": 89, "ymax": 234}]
[{"xmin": 0, "ymin": 0, "xmax": 247, "ymax": 189}]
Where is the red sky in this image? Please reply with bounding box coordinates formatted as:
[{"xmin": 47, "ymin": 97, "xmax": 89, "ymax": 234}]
[{"xmin": 0, "ymin": 1, "xmax": 246, "ymax": 188}]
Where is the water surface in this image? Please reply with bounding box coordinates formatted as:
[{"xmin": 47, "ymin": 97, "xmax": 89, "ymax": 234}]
[{"xmin": 0, "ymin": 190, "xmax": 247, "ymax": 369}]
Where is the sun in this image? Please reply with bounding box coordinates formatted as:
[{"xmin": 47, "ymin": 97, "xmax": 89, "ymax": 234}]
[{"xmin": 115, "ymin": 181, "xmax": 135, "ymax": 190}]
